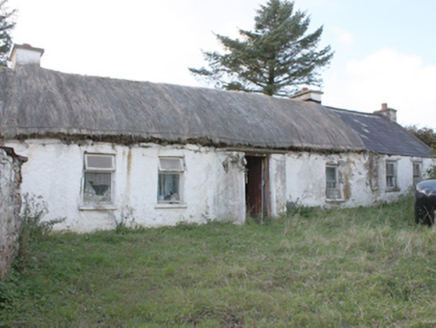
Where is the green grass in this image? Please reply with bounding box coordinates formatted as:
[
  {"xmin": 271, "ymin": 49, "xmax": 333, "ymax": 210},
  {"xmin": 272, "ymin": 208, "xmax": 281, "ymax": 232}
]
[{"xmin": 2, "ymin": 196, "xmax": 436, "ymax": 327}]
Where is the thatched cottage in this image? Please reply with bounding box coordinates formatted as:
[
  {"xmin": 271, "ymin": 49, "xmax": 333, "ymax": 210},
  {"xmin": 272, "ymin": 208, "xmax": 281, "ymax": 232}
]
[{"xmin": 1, "ymin": 44, "xmax": 434, "ymax": 232}]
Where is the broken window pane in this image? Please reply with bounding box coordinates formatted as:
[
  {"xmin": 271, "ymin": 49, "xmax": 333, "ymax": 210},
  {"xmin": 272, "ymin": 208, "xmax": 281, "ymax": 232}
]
[
  {"xmin": 158, "ymin": 173, "xmax": 180, "ymax": 202},
  {"xmin": 84, "ymin": 172, "xmax": 112, "ymax": 203}
]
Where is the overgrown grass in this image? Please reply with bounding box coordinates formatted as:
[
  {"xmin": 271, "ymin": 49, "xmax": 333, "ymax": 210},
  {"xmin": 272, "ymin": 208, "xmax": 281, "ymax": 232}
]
[{"xmin": 2, "ymin": 196, "xmax": 436, "ymax": 327}]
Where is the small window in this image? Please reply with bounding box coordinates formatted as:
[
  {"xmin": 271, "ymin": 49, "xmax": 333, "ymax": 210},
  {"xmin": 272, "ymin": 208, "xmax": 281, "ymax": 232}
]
[
  {"xmin": 326, "ymin": 165, "xmax": 341, "ymax": 200},
  {"xmin": 413, "ymin": 162, "xmax": 422, "ymax": 187},
  {"xmin": 158, "ymin": 157, "xmax": 184, "ymax": 203},
  {"xmin": 83, "ymin": 154, "xmax": 115, "ymax": 204},
  {"xmin": 386, "ymin": 161, "xmax": 397, "ymax": 190}
]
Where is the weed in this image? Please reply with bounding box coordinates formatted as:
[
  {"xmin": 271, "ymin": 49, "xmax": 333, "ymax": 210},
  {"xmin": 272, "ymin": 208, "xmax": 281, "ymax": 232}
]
[
  {"xmin": 286, "ymin": 199, "xmax": 318, "ymax": 218},
  {"xmin": 113, "ymin": 206, "xmax": 137, "ymax": 234},
  {"xmin": 1, "ymin": 194, "xmax": 64, "ymax": 313},
  {"xmin": 18, "ymin": 193, "xmax": 65, "ymax": 263}
]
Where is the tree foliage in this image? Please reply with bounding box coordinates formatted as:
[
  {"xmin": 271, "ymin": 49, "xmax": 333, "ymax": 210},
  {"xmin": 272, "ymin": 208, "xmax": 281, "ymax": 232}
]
[
  {"xmin": 0, "ymin": 0, "xmax": 15, "ymax": 66},
  {"xmin": 189, "ymin": 0, "xmax": 333, "ymax": 96},
  {"xmin": 406, "ymin": 125, "xmax": 436, "ymax": 147},
  {"xmin": 407, "ymin": 125, "xmax": 436, "ymax": 164}
]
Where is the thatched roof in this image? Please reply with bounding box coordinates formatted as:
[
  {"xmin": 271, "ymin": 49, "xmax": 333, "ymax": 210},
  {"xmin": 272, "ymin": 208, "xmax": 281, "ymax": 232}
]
[{"xmin": 1, "ymin": 64, "xmax": 366, "ymax": 151}]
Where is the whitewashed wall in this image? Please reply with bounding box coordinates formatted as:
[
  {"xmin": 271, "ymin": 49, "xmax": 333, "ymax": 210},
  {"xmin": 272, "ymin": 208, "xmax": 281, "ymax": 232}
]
[
  {"xmin": 4, "ymin": 139, "xmax": 435, "ymax": 232},
  {"xmin": 5, "ymin": 140, "xmax": 246, "ymax": 232},
  {"xmin": 283, "ymin": 151, "xmax": 435, "ymax": 208}
]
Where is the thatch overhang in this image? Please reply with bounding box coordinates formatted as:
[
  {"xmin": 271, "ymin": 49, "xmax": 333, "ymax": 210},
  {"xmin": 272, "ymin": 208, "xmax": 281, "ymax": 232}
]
[{"xmin": 0, "ymin": 65, "xmax": 365, "ymax": 152}]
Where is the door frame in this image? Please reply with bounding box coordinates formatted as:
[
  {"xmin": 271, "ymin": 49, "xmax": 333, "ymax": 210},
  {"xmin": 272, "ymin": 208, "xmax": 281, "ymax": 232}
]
[{"xmin": 244, "ymin": 153, "xmax": 271, "ymax": 218}]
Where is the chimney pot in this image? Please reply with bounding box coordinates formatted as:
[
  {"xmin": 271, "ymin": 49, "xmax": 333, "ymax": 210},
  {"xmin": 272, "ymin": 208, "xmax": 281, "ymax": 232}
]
[
  {"xmin": 302, "ymin": 87, "xmax": 309, "ymax": 92},
  {"xmin": 374, "ymin": 103, "xmax": 397, "ymax": 123}
]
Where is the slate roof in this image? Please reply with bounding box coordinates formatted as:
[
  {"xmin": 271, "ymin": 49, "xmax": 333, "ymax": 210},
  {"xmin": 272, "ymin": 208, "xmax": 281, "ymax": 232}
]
[{"xmin": 332, "ymin": 107, "xmax": 431, "ymax": 157}]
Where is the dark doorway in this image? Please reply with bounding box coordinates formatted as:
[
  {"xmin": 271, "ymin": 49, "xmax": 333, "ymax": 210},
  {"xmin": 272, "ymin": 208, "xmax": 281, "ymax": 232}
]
[{"xmin": 245, "ymin": 155, "xmax": 269, "ymax": 218}]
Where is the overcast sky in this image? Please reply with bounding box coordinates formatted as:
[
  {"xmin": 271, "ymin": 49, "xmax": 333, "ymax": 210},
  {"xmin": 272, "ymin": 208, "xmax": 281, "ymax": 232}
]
[{"xmin": 7, "ymin": 0, "xmax": 436, "ymax": 128}]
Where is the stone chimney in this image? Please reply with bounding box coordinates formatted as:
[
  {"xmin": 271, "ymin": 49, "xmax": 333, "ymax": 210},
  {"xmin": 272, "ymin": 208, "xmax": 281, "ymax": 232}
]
[
  {"xmin": 8, "ymin": 43, "xmax": 44, "ymax": 69},
  {"xmin": 291, "ymin": 87, "xmax": 323, "ymax": 103},
  {"xmin": 373, "ymin": 103, "xmax": 397, "ymax": 123}
]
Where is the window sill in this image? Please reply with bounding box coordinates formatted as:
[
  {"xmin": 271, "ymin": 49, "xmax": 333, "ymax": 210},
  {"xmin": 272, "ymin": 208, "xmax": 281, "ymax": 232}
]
[
  {"xmin": 386, "ymin": 188, "xmax": 400, "ymax": 193},
  {"xmin": 79, "ymin": 204, "xmax": 117, "ymax": 211},
  {"xmin": 155, "ymin": 203, "xmax": 187, "ymax": 209},
  {"xmin": 326, "ymin": 198, "xmax": 345, "ymax": 203}
]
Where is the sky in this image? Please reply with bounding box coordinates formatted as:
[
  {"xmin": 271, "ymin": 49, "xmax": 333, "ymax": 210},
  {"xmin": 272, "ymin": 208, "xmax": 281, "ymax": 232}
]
[{"xmin": 6, "ymin": 0, "xmax": 436, "ymax": 128}]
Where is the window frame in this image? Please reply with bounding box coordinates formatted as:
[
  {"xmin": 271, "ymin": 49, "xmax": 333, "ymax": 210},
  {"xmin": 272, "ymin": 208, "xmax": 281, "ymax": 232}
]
[
  {"xmin": 82, "ymin": 153, "xmax": 115, "ymax": 205},
  {"xmin": 157, "ymin": 157, "xmax": 184, "ymax": 204},
  {"xmin": 325, "ymin": 164, "xmax": 342, "ymax": 201},
  {"xmin": 385, "ymin": 160, "xmax": 398, "ymax": 191},
  {"xmin": 413, "ymin": 162, "xmax": 422, "ymax": 187}
]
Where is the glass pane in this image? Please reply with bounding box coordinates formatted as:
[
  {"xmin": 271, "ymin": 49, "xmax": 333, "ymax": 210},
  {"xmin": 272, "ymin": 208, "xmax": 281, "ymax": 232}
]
[
  {"xmin": 326, "ymin": 167, "xmax": 336, "ymax": 182},
  {"xmin": 413, "ymin": 163, "xmax": 421, "ymax": 176},
  {"xmin": 159, "ymin": 158, "xmax": 183, "ymax": 171},
  {"xmin": 86, "ymin": 155, "xmax": 113, "ymax": 169},
  {"xmin": 84, "ymin": 172, "xmax": 112, "ymax": 203},
  {"xmin": 158, "ymin": 173, "xmax": 180, "ymax": 201},
  {"xmin": 386, "ymin": 163, "xmax": 394, "ymax": 175},
  {"xmin": 386, "ymin": 176, "xmax": 395, "ymax": 188}
]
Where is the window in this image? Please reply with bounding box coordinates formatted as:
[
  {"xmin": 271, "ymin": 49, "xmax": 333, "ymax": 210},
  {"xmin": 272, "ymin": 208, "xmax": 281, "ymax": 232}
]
[
  {"xmin": 326, "ymin": 165, "xmax": 341, "ymax": 200},
  {"xmin": 83, "ymin": 154, "xmax": 115, "ymax": 204},
  {"xmin": 413, "ymin": 162, "xmax": 422, "ymax": 187},
  {"xmin": 158, "ymin": 157, "xmax": 184, "ymax": 203},
  {"xmin": 386, "ymin": 161, "xmax": 397, "ymax": 190}
]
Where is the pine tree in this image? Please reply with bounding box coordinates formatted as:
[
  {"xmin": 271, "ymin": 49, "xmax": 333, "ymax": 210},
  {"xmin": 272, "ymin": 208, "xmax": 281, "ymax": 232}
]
[
  {"xmin": 189, "ymin": 0, "xmax": 333, "ymax": 96},
  {"xmin": 0, "ymin": 0, "xmax": 16, "ymax": 66}
]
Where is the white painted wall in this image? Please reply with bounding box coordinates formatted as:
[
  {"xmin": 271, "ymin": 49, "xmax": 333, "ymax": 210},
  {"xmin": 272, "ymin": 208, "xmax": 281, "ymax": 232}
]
[
  {"xmin": 284, "ymin": 151, "xmax": 435, "ymax": 208},
  {"xmin": 4, "ymin": 139, "xmax": 435, "ymax": 232},
  {"xmin": 5, "ymin": 140, "xmax": 246, "ymax": 232}
]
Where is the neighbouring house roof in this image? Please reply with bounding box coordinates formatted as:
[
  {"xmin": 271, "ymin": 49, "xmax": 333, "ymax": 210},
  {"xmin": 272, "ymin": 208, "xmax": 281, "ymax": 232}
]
[
  {"xmin": 0, "ymin": 65, "xmax": 365, "ymax": 152},
  {"xmin": 332, "ymin": 108, "xmax": 431, "ymax": 158}
]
